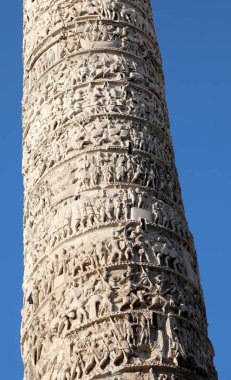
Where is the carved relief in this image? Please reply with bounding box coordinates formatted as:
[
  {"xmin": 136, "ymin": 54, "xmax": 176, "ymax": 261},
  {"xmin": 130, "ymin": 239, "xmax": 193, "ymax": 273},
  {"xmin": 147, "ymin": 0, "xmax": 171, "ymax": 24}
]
[
  {"xmin": 23, "ymin": 118, "xmax": 173, "ymax": 177},
  {"xmin": 24, "ymin": 0, "xmax": 157, "ymax": 58},
  {"xmin": 23, "ymin": 83, "xmax": 168, "ymax": 141},
  {"xmin": 24, "ymin": 152, "xmax": 181, "ymax": 209},
  {"xmin": 22, "ymin": 0, "xmax": 217, "ymax": 379},
  {"xmin": 24, "ymin": 52, "xmax": 165, "ymax": 105}
]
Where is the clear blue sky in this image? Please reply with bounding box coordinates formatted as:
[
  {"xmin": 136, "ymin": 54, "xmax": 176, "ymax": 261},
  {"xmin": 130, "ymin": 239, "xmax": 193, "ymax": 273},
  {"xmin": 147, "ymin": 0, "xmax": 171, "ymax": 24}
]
[{"xmin": 0, "ymin": 1, "xmax": 230, "ymax": 379}]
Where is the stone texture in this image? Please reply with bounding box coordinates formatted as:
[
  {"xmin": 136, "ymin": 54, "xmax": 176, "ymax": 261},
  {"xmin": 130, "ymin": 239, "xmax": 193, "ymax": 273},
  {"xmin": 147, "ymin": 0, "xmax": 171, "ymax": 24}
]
[{"xmin": 21, "ymin": 0, "xmax": 217, "ymax": 379}]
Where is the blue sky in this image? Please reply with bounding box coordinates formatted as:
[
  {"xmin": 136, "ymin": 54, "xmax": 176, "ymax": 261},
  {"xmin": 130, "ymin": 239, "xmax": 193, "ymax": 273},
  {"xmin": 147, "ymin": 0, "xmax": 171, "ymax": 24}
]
[{"xmin": 0, "ymin": 0, "xmax": 230, "ymax": 379}]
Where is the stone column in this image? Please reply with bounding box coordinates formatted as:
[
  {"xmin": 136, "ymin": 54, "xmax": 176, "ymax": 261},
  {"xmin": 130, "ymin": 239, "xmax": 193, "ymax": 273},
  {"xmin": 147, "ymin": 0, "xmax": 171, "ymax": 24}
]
[{"xmin": 21, "ymin": 0, "xmax": 217, "ymax": 379}]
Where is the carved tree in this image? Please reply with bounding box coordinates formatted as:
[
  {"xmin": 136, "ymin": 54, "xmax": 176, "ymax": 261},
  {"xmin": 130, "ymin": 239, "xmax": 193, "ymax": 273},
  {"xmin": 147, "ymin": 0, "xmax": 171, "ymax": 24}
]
[{"xmin": 22, "ymin": 0, "xmax": 217, "ymax": 379}]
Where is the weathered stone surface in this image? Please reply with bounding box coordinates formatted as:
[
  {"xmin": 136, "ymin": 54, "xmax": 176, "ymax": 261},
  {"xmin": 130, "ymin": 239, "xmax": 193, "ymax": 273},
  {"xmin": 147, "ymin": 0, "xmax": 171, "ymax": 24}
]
[{"xmin": 22, "ymin": 0, "xmax": 217, "ymax": 379}]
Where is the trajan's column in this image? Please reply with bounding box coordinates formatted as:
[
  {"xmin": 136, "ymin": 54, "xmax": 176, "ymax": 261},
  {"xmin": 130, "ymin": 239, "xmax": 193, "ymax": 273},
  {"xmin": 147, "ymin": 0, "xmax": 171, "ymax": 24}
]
[{"xmin": 21, "ymin": 0, "xmax": 217, "ymax": 379}]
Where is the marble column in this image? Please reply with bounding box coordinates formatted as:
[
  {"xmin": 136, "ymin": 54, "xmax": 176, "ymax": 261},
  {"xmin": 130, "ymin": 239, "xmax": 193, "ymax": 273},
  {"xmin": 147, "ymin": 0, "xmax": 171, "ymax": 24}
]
[{"xmin": 21, "ymin": 0, "xmax": 217, "ymax": 379}]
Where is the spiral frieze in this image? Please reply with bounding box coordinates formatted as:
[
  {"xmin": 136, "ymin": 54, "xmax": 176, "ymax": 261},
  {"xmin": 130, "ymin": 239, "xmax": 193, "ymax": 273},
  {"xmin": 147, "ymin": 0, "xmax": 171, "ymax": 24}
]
[{"xmin": 22, "ymin": 0, "xmax": 217, "ymax": 379}]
